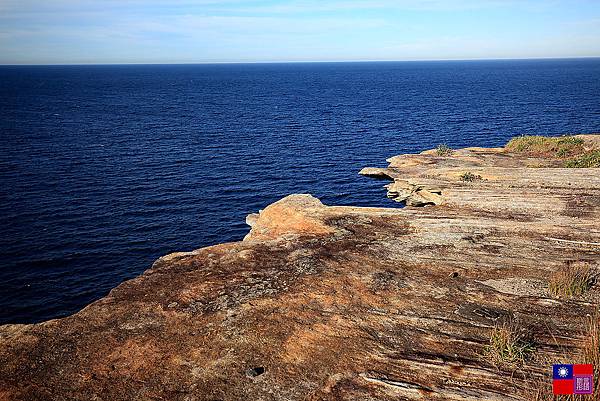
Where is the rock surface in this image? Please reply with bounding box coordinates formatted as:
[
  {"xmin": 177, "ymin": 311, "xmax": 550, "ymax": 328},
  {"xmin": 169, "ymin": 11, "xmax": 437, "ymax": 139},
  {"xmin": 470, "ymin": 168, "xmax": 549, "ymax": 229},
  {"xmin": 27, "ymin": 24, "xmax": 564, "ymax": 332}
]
[{"xmin": 1, "ymin": 136, "xmax": 599, "ymax": 401}]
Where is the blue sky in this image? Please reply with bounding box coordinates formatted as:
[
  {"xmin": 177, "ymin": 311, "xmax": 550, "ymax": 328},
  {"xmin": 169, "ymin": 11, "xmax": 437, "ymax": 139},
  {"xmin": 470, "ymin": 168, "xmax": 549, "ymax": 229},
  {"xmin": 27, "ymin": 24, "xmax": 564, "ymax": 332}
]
[{"xmin": 1, "ymin": 0, "xmax": 599, "ymax": 64}]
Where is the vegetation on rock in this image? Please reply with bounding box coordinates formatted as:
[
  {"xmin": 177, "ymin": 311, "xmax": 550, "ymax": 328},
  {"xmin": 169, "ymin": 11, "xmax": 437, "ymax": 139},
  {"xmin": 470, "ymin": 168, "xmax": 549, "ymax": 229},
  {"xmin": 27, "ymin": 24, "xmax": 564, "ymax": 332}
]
[
  {"xmin": 530, "ymin": 311, "xmax": 599, "ymax": 401},
  {"xmin": 582, "ymin": 312, "xmax": 600, "ymax": 397},
  {"xmin": 460, "ymin": 171, "xmax": 482, "ymax": 182},
  {"xmin": 435, "ymin": 143, "xmax": 452, "ymax": 156},
  {"xmin": 484, "ymin": 321, "xmax": 533, "ymax": 367},
  {"xmin": 564, "ymin": 150, "xmax": 600, "ymax": 168},
  {"xmin": 506, "ymin": 135, "xmax": 584, "ymax": 158},
  {"xmin": 548, "ymin": 262, "xmax": 595, "ymax": 298},
  {"xmin": 583, "ymin": 312, "xmax": 600, "ymax": 398}
]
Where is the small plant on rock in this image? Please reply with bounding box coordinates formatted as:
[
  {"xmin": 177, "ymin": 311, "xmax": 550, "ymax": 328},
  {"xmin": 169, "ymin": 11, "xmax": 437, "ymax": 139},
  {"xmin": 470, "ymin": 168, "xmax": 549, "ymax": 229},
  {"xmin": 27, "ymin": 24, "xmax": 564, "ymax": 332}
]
[
  {"xmin": 436, "ymin": 144, "xmax": 452, "ymax": 156},
  {"xmin": 548, "ymin": 262, "xmax": 595, "ymax": 298},
  {"xmin": 583, "ymin": 311, "xmax": 600, "ymax": 396},
  {"xmin": 527, "ymin": 310, "xmax": 599, "ymax": 400},
  {"xmin": 484, "ymin": 321, "xmax": 534, "ymax": 367},
  {"xmin": 564, "ymin": 150, "xmax": 600, "ymax": 168},
  {"xmin": 460, "ymin": 172, "xmax": 482, "ymax": 182}
]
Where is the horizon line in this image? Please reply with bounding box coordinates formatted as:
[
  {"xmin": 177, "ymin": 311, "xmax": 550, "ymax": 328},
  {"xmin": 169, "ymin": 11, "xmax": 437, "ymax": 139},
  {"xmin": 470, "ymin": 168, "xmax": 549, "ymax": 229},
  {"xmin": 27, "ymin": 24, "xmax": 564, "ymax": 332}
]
[{"xmin": 2, "ymin": 56, "xmax": 600, "ymax": 67}]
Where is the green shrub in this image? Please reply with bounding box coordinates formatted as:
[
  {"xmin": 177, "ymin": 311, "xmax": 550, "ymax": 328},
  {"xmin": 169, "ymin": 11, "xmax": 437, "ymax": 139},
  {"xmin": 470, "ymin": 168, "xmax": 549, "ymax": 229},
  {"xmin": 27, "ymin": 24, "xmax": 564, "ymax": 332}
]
[
  {"xmin": 564, "ymin": 150, "xmax": 600, "ymax": 168},
  {"xmin": 460, "ymin": 172, "xmax": 482, "ymax": 182},
  {"xmin": 436, "ymin": 144, "xmax": 452, "ymax": 156}
]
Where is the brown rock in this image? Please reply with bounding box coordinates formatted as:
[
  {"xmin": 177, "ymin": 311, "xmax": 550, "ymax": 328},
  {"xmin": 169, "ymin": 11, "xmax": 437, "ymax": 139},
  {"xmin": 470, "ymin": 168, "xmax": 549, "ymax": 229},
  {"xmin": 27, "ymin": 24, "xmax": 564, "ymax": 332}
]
[
  {"xmin": 243, "ymin": 194, "xmax": 335, "ymax": 241},
  {"xmin": 1, "ymin": 136, "xmax": 599, "ymax": 401}
]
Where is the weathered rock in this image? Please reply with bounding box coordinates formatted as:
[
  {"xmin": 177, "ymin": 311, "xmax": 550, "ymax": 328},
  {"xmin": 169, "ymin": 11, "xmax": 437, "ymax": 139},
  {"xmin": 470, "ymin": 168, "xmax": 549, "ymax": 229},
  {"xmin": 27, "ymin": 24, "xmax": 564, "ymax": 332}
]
[
  {"xmin": 385, "ymin": 180, "xmax": 443, "ymax": 206},
  {"xmin": 0, "ymin": 136, "xmax": 599, "ymax": 401},
  {"xmin": 358, "ymin": 167, "xmax": 394, "ymax": 179},
  {"xmin": 243, "ymin": 194, "xmax": 334, "ymax": 241},
  {"xmin": 245, "ymin": 212, "xmax": 260, "ymax": 227}
]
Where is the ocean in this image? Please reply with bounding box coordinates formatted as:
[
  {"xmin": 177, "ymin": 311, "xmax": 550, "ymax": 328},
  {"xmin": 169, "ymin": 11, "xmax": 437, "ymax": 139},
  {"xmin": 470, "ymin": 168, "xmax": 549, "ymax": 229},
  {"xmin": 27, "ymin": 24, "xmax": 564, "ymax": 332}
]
[{"xmin": 1, "ymin": 59, "xmax": 599, "ymax": 324}]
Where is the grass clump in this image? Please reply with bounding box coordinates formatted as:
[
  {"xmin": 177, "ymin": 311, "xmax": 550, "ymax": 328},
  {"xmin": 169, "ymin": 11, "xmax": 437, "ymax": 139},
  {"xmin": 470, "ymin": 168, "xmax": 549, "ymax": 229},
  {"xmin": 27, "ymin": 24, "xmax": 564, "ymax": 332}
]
[
  {"xmin": 548, "ymin": 262, "xmax": 595, "ymax": 298},
  {"xmin": 459, "ymin": 172, "xmax": 482, "ymax": 182},
  {"xmin": 436, "ymin": 144, "xmax": 452, "ymax": 156},
  {"xmin": 528, "ymin": 311, "xmax": 599, "ymax": 401},
  {"xmin": 564, "ymin": 150, "xmax": 600, "ymax": 168},
  {"xmin": 484, "ymin": 321, "xmax": 533, "ymax": 366},
  {"xmin": 506, "ymin": 135, "xmax": 584, "ymax": 158},
  {"xmin": 583, "ymin": 312, "xmax": 600, "ymax": 397}
]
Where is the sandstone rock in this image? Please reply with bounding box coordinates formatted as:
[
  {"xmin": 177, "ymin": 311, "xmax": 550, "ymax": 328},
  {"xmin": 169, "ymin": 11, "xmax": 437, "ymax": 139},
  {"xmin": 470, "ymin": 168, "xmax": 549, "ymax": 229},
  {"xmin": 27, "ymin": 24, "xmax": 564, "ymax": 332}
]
[
  {"xmin": 243, "ymin": 194, "xmax": 334, "ymax": 241},
  {"xmin": 0, "ymin": 136, "xmax": 599, "ymax": 401},
  {"xmin": 245, "ymin": 212, "xmax": 260, "ymax": 227},
  {"xmin": 385, "ymin": 180, "xmax": 443, "ymax": 206},
  {"xmin": 358, "ymin": 167, "xmax": 394, "ymax": 179}
]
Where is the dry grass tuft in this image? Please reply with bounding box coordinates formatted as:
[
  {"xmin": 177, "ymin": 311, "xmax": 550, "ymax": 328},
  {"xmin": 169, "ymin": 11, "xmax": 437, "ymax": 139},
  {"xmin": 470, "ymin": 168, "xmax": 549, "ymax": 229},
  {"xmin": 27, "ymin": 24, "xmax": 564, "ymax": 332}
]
[
  {"xmin": 583, "ymin": 312, "xmax": 600, "ymax": 397},
  {"xmin": 506, "ymin": 135, "xmax": 585, "ymax": 158},
  {"xmin": 548, "ymin": 263, "xmax": 595, "ymax": 298},
  {"xmin": 484, "ymin": 321, "xmax": 533, "ymax": 367},
  {"xmin": 528, "ymin": 311, "xmax": 599, "ymax": 401}
]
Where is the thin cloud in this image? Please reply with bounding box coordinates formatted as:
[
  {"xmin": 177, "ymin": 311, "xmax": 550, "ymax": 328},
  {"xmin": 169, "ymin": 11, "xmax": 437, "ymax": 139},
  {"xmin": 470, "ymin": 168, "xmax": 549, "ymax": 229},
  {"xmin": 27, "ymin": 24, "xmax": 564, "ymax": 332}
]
[{"xmin": 0, "ymin": 0, "xmax": 599, "ymax": 63}]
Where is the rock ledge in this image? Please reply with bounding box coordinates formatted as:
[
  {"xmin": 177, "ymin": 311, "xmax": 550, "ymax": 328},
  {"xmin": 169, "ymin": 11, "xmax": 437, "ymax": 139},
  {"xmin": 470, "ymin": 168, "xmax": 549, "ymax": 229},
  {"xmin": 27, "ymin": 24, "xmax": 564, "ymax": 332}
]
[{"xmin": 1, "ymin": 136, "xmax": 599, "ymax": 400}]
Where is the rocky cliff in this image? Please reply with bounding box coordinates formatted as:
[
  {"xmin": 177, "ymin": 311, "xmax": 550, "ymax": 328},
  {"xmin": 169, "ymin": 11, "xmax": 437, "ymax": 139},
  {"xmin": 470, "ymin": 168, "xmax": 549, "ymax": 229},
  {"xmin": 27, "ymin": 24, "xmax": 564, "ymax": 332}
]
[{"xmin": 1, "ymin": 135, "xmax": 599, "ymax": 401}]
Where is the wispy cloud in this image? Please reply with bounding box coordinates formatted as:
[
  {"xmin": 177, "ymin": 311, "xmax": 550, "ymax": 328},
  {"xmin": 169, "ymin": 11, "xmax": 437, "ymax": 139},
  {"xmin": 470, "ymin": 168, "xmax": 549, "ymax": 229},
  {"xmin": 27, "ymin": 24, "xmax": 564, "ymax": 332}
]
[{"xmin": 0, "ymin": 0, "xmax": 599, "ymax": 63}]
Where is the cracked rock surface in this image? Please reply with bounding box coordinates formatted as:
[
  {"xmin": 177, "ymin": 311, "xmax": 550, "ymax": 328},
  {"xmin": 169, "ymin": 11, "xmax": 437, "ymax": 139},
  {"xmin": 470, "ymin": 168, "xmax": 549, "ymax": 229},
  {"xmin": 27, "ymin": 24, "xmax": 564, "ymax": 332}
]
[{"xmin": 1, "ymin": 136, "xmax": 599, "ymax": 400}]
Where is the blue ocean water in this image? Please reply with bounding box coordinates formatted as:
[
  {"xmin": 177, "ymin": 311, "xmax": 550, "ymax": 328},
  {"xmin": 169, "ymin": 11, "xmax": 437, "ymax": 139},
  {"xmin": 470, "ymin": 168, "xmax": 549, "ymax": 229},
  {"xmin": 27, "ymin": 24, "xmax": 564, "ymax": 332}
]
[{"xmin": 1, "ymin": 59, "xmax": 599, "ymax": 324}]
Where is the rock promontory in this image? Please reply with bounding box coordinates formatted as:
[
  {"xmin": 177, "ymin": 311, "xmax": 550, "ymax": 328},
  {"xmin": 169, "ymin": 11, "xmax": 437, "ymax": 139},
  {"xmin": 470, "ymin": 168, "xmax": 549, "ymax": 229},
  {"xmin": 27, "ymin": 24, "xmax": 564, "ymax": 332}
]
[{"xmin": 1, "ymin": 135, "xmax": 599, "ymax": 400}]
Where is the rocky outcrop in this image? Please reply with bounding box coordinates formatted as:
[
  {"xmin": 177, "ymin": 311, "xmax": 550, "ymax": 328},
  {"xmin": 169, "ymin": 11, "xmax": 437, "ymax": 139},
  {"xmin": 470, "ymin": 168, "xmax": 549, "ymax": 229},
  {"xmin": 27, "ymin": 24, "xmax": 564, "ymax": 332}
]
[
  {"xmin": 244, "ymin": 194, "xmax": 334, "ymax": 241},
  {"xmin": 384, "ymin": 181, "xmax": 443, "ymax": 206},
  {"xmin": 0, "ymin": 136, "xmax": 599, "ymax": 401},
  {"xmin": 360, "ymin": 135, "xmax": 600, "ymax": 210}
]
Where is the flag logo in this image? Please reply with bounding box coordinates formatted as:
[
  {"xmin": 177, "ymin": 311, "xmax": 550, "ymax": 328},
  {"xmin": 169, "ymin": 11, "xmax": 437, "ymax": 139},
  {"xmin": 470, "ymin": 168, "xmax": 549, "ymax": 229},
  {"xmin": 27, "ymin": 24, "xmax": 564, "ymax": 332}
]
[
  {"xmin": 557, "ymin": 366, "xmax": 569, "ymax": 378},
  {"xmin": 553, "ymin": 364, "xmax": 593, "ymax": 395}
]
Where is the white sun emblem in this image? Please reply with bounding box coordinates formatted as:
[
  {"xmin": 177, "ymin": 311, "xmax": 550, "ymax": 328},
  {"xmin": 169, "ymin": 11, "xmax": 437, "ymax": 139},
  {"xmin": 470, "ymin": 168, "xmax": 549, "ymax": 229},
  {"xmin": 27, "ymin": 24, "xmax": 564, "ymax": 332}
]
[{"xmin": 558, "ymin": 367, "xmax": 569, "ymax": 378}]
